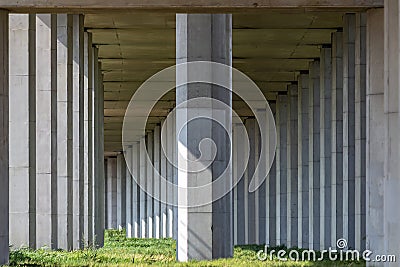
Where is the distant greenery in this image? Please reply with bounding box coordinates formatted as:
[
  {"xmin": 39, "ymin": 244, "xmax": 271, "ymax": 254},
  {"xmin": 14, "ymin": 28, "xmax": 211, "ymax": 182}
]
[{"xmin": 6, "ymin": 230, "xmax": 365, "ymax": 266}]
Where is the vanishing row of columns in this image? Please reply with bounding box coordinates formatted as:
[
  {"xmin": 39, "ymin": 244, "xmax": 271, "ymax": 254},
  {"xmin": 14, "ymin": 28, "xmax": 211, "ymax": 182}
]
[
  {"xmin": 105, "ymin": 122, "xmax": 177, "ymax": 240},
  {"xmin": 8, "ymin": 13, "xmax": 105, "ymax": 252}
]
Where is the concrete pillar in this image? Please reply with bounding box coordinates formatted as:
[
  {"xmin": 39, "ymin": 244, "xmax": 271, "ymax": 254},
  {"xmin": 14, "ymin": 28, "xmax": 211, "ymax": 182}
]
[
  {"xmin": 125, "ymin": 145, "xmax": 132, "ymax": 237},
  {"xmin": 266, "ymin": 103, "xmax": 277, "ymax": 247},
  {"xmin": 160, "ymin": 120, "xmax": 167, "ymax": 238},
  {"xmin": 384, "ymin": 1, "xmax": 400, "ymax": 262},
  {"xmin": 297, "ymin": 73, "xmax": 309, "ymax": 248},
  {"xmin": 233, "ymin": 122, "xmax": 246, "ymax": 245},
  {"xmin": 320, "ymin": 46, "xmax": 332, "ymax": 249},
  {"xmin": 309, "ymin": 60, "xmax": 320, "ymax": 250},
  {"xmin": 287, "ymin": 84, "xmax": 298, "ymax": 248},
  {"xmin": 93, "ymin": 47, "xmax": 105, "ymax": 247},
  {"xmin": 116, "ymin": 153, "xmax": 126, "ymax": 230},
  {"xmin": 106, "ymin": 157, "xmax": 117, "ymax": 229},
  {"xmin": 365, "ymin": 8, "xmax": 384, "ymax": 260},
  {"xmin": 36, "ymin": 14, "xmax": 57, "ymax": 249},
  {"xmin": 331, "ymin": 31, "xmax": 344, "ymax": 248},
  {"xmin": 83, "ymin": 31, "xmax": 94, "ymax": 246},
  {"xmin": 355, "ymin": 13, "xmax": 367, "ymax": 251},
  {"xmin": 343, "ymin": 13, "xmax": 356, "ymax": 249},
  {"xmin": 176, "ymin": 14, "xmax": 233, "ymax": 260},
  {"xmin": 72, "ymin": 14, "xmax": 85, "ymax": 250},
  {"xmin": 153, "ymin": 126, "xmax": 161, "ymax": 238},
  {"xmin": 9, "ymin": 14, "xmax": 36, "ymax": 249},
  {"xmin": 146, "ymin": 131, "xmax": 153, "ymax": 238},
  {"xmin": 0, "ymin": 9, "xmax": 9, "ymax": 264},
  {"xmin": 139, "ymin": 136, "xmax": 147, "ymax": 238},
  {"xmin": 132, "ymin": 142, "xmax": 140, "ymax": 238},
  {"xmin": 276, "ymin": 94, "xmax": 288, "ymax": 246}
]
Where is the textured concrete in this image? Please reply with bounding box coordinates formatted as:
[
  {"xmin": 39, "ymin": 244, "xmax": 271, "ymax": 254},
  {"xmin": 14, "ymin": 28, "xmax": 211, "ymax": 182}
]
[
  {"xmin": 287, "ymin": 84, "xmax": 298, "ymax": 248},
  {"xmin": 106, "ymin": 157, "xmax": 117, "ymax": 229},
  {"xmin": 246, "ymin": 119, "xmax": 257, "ymax": 245},
  {"xmin": 139, "ymin": 136, "xmax": 147, "ymax": 238},
  {"xmin": 355, "ymin": 13, "xmax": 367, "ymax": 251},
  {"xmin": 297, "ymin": 74, "xmax": 309, "ymax": 248},
  {"xmin": 160, "ymin": 120, "xmax": 167, "ymax": 238},
  {"xmin": 331, "ymin": 31, "xmax": 344, "ymax": 248},
  {"xmin": 276, "ymin": 94, "xmax": 288, "ymax": 246},
  {"xmin": 9, "ymin": 14, "xmax": 36, "ymax": 249},
  {"xmin": 125, "ymin": 145, "xmax": 132, "ymax": 237},
  {"xmin": 146, "ymin": 131, "xmax": 154, "ymax": 238},
  {"xmin": 153, "ymin": 126, "xmax": 161, "ymax": 238},
  {"xmin": 343, "ymin": 13, "xmax": 356, "ymax": 249},
  {"xmin": 384, "ymin": 1, "xmax": 400, "ymax": 265},
  {"xmin": 0, "ymin": 9, "xmax": 9, "ymax": 265},
  {"xmin": 131, "ymin": 142, "xmax": 140, "ymax": 238},
  {"xmin": 365, "ymin": 8, "xmax": 384, "ymax": 264},
  {"xmin": 116, "ymin": 154, "xmax": 126, "ymax": 230},
  {"xmin": 176, "ymin": 14, "xmax": 233, "ymax": 261},
  {"xmin": 308, "ymin": 60, "xmax": 320, "ymax": 250},
  {"xmin": 36, "ymin": 14, "xmax": 57, "ymax": 249},
  {"xmin": 320, "ymin": 46, "xmax": 332, "ymax": 249}
]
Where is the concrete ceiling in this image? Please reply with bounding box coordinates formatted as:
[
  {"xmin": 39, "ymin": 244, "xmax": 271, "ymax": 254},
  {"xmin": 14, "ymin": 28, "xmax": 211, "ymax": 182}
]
[{"xmin": 85, "ymin": 10, "xmax": 347, "ymax": 152}]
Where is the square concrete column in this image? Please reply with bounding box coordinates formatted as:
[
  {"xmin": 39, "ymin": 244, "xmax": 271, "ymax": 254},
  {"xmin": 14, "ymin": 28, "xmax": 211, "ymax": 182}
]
[
  {"xmin": 287, "ymin": 84, "xmax": 298, "ymax": 248},
  {"xmin": 9, "ymin": 14, "xmax": 36, "ymax": 249},
  {"xmin": 93, "ymin": 47, "xmax": 105, "ymax": 247},
  {"xmin": 176, "ymin": 14, "xmax": 233, "ymax": 261},
  {"xmin": 131, "ymin": 142, "xmax": 140, "ymax": 238},
  {"xmin": 139, "ymin": 136, "xmax": 147, "ymax": 238},
  {"xmin": 153, "ymin": 125, "xmax": 161, "ymax": 238},
  {"xmin": 0, "ymin": 9, "xmax": 9, "ymax": 265},
  {"xmin": 320, "ymin": 46, "xmax": 332, "ymax": 249},
  {"xmin": 36, "ymin": 14, "xmax": 57, "ymax": 249},
  {"xmin": 125, "ymin": 145, "xmax": 132, "ymax": 237},
  {"xmin": 160, "ymin": 120, "xmax": 168, "ymax": 238},
  {"xmin": 331, "ymin": 31, "xmax": 344, "ymax": 248},
  {"xmin": 166, "ymin": 114, "xmax": 174, "ymax": 239},
  {"xmin": 266, "ymin": 102, "xmax": 277, "ymax": 247},
  {"xmin": 116, "ymin": 153, "xmax": 126, "ymax": 230},
  {"xmin": 72, "ymin": 14, "xmax": 85, "ymax": 250},
  {"xmin": 297, "ymin": 73, "xmax": 309, "ymax": 248},
  {"xmin": 343, "ymin": 13, "xmax": 356, "ymax": 249},
  {"xmin": 106, "ymin": 157, "xmax": 117, "ymax": 229},
  {"xmin": 146, "ymin": 131, "xmax": 154, "ymax": 238},
  {"xmin": 384, "ymin": 0, "xmax": 400, "ymax": 262},
  {"xmin": 276, "ymin": 94, "xmax": 288, "ymax": 246},
  {"xmin": 83, "ymin": 31, "xmax": 93, "ymax": 246},
  {"xmin": 355, "ymin": 13, "xmax": 367, "ymax": 251},
  {"xmin": 365, "ymin": 8, "xmax": 384, "ymax": 261},
  {"xmin": 308, "ymin": 60, "xmax": 320, "ymax": 250}
]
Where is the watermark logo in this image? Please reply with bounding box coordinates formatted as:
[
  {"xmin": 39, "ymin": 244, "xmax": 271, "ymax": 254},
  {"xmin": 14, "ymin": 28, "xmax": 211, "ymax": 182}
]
[
  {"xmin": 122, "ymin": 61, "xmax": 277, "ymax": 208},
  {"xmin": 257, "ymin": 239, "xmax": 396, "ymax": 263}
]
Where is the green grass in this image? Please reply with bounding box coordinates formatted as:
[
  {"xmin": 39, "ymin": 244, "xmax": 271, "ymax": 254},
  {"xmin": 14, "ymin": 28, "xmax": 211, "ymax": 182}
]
[{"xmin": 7, "ymin": 230, "xmax": 365, "ymax": 266}]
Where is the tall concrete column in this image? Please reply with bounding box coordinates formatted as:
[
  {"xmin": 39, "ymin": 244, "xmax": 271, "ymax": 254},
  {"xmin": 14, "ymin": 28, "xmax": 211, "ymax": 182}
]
[
  {"xmin": 308, "ymin": 60, "xmax": 320, "ymax": 250},
  {"xmin": 384, "ymin": 1, "xmax": 400, "ymax": 262},
  {"xmin": 256, "ymin": 110, "xmax": 266, "ymax": 245},
  {"xmin": 93, "ymin": 46, "xmax": 105, "ymax": 247},
  {"xmin": 297, "ymin": 73, "xmax": 309, "ymax": 248},
  {"xmin": 83, "ymin": 31, "xmax": 93, "ymax": 246},
  {"xmin": 125, "ymin": 145, "xmax": 132, "ymax": 237},
  {"xmin": 331, "ymin": 31, "xmax": 344, "ymax": 248},
  {"xmin": 132, "ymin": 142, "xmax": 140, "ymax": 238},
  {"xmin": 139, "ymin": 136, "xmax": 147, "ymax": 238},
  {"xmin": 9, "ymin": 14, "xmax": 36, "ymax": 249},
  {"xmin": 116, "ymin": 153, "xmax": 126, "ymax": 230},
  {"xmin": 160, "ymin": 120, "xmax": 167, "ymax": 238},
  {"xmin": 56, "ymin": 14, "xmax": 73, "ymax": 251},
  {"xmin": 146, "ymin": 131, "xmax": 154, "ymax": 238},
  {"xmin": 153, "ymin": 125, "xmax": 161, "ymax": 238},
  {"xmin": 166, "ymin": 115, "xmax": 174, "ymax": 239},
  {"xmin": 36, "ymin": 14, "xmax": 57, "ymax": 249},
  {"xmin": 176, "ymin": 14, "xmax": 233, "ymax": 260},
  {"xmin": 287, "ymin": 84, "xmax": 298, "ymax": 248},
  {"xmin": 276, "ymin": 94, "xmax": 288, "ymax": 246},
  {"xmin": 320, "ymin": 46, "xmax": 332, "ymax": 249},
  {"xmin": 266, "ymin": 102, "xmax": 277, "ymax": 247},
  {"xmin": 0, "ymin": 9, "xmax": 9, "ymax": 264},
  {"xmin": 106, "ymin": 157, "xmax": 117, "ymax": 229},
  {"xmin": 355, "ymin": 13, "xmax": 367, "ymax": 251},
  {"xmin": 343, "ymin": 13, "xmax": 356, "ymax": 249},
  {"xmin": 365, "ymin": 8, "xmax": 384, "ymax": 260}
]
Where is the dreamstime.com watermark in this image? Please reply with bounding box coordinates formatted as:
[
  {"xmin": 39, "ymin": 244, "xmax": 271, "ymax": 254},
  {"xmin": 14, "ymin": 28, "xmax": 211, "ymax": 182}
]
[{"xmin": 257, "ymin": 239, "xmax": 397, "ymax": 263}]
